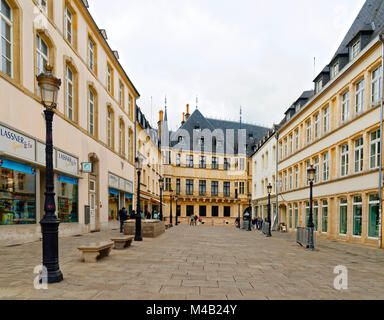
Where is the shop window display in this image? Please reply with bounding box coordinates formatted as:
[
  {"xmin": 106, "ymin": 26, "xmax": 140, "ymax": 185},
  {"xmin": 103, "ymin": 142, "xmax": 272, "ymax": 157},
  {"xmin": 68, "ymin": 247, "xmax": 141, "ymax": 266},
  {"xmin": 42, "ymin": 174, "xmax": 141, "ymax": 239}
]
[
  {"xmin": 57, "ymin": 175, "xmax": 78, "ymax": 223},
  {"xmin": 0, "ymin": 161, "xmax": 36, "ymax": 225}
]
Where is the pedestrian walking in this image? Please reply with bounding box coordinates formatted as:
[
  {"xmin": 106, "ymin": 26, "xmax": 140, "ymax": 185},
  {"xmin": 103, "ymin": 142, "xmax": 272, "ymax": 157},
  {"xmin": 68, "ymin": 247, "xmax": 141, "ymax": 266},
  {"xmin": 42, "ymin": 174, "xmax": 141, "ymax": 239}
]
[
  {"xmin": 118, "ymin": 207, "xmax": 128, "ymax": 233},
  {"xmin": 194, "ymin": 215, "xmax": 198, "ymax": 226}
]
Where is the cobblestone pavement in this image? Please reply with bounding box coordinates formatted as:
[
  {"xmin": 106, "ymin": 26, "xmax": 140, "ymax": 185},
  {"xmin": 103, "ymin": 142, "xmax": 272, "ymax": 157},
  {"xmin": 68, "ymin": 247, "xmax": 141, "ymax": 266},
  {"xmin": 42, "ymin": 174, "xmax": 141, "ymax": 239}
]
[{"xmin": 1, "ymin": 224, "xmax": 384, "ymax": 300}]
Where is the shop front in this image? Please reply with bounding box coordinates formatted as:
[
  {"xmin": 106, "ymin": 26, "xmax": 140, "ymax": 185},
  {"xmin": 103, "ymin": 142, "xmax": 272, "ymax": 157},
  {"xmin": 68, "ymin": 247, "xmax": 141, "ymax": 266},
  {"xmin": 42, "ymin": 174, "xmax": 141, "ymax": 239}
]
[
  {"xmin": 108, "ymin": 172, "xmax": 133, "ymax": 222},
  {"xmin": 57, "ymin": 175, "xmax": 79, "ymax": 223}
]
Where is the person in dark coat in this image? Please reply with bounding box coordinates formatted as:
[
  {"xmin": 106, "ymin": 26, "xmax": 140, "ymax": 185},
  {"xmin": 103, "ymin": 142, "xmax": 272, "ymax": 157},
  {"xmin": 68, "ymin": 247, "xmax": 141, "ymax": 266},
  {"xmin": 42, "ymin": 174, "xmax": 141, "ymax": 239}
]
[{"xmin": 118, "ymin": 207, "xmax": 128, "ymax": 233}]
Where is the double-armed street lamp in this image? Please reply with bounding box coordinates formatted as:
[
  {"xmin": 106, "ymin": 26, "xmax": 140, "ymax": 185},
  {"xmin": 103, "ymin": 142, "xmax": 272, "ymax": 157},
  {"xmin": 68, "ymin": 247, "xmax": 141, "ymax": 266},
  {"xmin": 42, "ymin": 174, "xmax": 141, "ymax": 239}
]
[
  {"xmin": 307, "ymin": 165, "xmax": 316, "ymax": 250},
  {"xmin": 135, "ymin": 156, "xmax": 144, "ymax": 241},
  {"xmin": 266, "ymin": 183, "xmax": 273, "ymax": 237},
  {"xmin": 159, "ymin": 177, "xmax": 164, "ymax": 221},
  {"xmin": 37, "ymin": 64, "xmax": 63, "ymax": 284}
]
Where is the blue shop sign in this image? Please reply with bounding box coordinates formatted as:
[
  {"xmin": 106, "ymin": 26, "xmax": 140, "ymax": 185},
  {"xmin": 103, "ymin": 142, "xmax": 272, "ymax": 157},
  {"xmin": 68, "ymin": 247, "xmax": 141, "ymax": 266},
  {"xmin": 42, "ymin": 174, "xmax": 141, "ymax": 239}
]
[
  {"xmin": 57, "ymin": 175, "xmax": 78, "ymax": 185},
  {"xmin": 125, "ymin": 193, "xmax": 133, "ymax": 199},
  {"xmin": 109, "ymin": 189, "xmax": 119, "ymax": 196},
  {"xmin": 0, "ymin": 158, "xmax": 36, "ymax": 175}
]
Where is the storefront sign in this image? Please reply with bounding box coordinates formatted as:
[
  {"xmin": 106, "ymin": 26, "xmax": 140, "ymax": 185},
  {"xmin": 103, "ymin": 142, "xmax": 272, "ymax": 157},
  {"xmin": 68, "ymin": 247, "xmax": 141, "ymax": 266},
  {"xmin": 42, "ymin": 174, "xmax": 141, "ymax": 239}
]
[
  {"xmin": 109, "ymin": 189, "xmax": 119, "ymax": 196},
  {"xmin": 108, "ymin": 173, "xmax": 119, "ymax": 189},
  {"xmin": 0, "ymin": 125, "xmax": 35, "ymax": 160},
  {"xmin": 125, "ymin": 180, "xmax": 133, "ymax": 193},
  {"xmin": 109, "ymin": 172, "xmax": 133, "ymax": 194},
  {"xmin": 56, "ymin": 151, "xmax": 78, "ymax": 175},
  {"xmin": 0, "ymin": 158, "xmax": 36, "ymax": 175},
  {"xmin": 58, "ymin": 175, "xmax": 78, "ymax": 185}
]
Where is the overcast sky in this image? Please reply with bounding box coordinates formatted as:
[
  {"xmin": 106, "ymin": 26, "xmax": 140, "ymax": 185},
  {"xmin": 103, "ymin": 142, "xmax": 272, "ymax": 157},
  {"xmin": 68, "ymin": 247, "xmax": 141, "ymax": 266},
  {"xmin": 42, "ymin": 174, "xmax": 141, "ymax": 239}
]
[{"xmin": 89, "ymin": 0, "xmax": 366, "ymax": 131}]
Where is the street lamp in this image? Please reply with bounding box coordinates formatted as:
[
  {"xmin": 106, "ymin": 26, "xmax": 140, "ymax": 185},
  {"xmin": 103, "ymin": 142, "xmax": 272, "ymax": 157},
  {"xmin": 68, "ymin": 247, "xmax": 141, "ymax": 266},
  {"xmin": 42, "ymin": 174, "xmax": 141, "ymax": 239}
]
[
  {"xmin": 37, "ymin": 64, "xmax": 63, "ymax": 284},
  {"xmin": 235, "ymin": 188, "xmax": 240, "ymax": 228},
  {"xmin": 307, "ymin": 165, "xmax": 316, "ymax": 250},
  {"xmin": 175, "ymin": 195, "xmax": 178, "ymax": 226},
  {"xmin": 169, "ymin": 187, "xmax": 173, "ymax": 226},
  {"xmin": 247, "ymin": 193, "xmax": 252, "ymax": 231},
  {"xmin": 266, "ymin": 183, "xmax": 273, "ymax": 237},
  {"xmin": 135, "ymin": 156, "xmax": 144, "ymax": 241},
  {"xmin": 159, "ymin": 177, "xmax": 164, "ymax": 222}
]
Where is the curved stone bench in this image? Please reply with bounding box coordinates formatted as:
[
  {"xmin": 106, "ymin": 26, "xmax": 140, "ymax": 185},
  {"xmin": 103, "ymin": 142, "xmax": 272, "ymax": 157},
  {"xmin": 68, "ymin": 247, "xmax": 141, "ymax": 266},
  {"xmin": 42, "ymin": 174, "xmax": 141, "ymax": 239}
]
[{"xmin": 78, "ymin": 241, "xmax": 114, "ymax": 263}]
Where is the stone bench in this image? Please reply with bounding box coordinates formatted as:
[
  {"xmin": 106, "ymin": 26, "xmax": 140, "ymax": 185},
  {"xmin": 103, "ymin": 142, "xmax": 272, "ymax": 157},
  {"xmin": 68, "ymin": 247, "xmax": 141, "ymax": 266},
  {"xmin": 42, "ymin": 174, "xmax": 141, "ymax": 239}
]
[
  {"xmin": 77, "ymin": 241, "xmax": 114, "ymax": 263},
  {"xmin": 111, "ymin": 235, "xmax": 134, "ymax": 250}
]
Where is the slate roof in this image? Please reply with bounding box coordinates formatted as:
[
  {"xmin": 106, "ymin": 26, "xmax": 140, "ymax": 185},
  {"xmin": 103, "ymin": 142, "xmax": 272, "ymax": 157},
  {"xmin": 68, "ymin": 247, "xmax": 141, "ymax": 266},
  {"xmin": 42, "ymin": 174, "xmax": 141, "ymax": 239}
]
[{"xmin": 166, "ymin": 109, "xmax": 270, "ymax": 156}]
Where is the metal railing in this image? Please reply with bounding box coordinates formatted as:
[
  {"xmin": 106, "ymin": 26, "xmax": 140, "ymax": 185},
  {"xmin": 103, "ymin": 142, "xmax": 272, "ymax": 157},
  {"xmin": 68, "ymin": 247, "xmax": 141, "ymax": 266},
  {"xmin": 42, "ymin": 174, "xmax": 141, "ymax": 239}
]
[
  {"xmin": 262, "ymin": 221, "xmax": 270, "ymax": 235},
  {"xmin": 296, "ymin": 227, "xmax": 315, "ymax": 248}
]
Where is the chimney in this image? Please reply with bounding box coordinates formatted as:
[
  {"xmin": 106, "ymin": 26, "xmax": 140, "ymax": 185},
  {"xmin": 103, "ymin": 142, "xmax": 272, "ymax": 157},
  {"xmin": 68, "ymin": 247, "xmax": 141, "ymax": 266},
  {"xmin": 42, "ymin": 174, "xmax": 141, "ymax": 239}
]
[
  {"xmin": 185, "ymin": 104, "xmax": 190, "ymax": 121},
  {"xmin": 158, "ymin": 110, "xmax": 164, "ymax": 145},
  {"xmin": 181, "ymin": 112, "xmax": 185, "ymax": 125}
]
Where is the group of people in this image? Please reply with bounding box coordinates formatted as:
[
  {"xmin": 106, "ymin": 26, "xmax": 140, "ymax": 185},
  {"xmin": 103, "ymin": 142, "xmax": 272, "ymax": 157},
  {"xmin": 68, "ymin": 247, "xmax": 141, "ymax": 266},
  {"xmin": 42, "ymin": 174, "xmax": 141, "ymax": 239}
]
[
  {"xmin": 235, "ymin": 217, "xmax": 264, "ymax": 230},
  {"xmin": 117, "ymin": 207, "xmax": 162, "ymax": 233},
  {"xmin": 189, "ymin": 215, "xmax": 203, "ymax": 226}
]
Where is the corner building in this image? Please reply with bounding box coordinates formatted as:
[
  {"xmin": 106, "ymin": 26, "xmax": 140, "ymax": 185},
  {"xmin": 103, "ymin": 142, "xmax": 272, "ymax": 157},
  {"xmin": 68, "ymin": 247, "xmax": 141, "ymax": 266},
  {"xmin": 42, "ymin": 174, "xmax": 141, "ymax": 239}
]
[
  {"xmin": 277, "ymin": 0, "xmax": 383, "ymax": 247},
  {"xmin": 0, "ymin": 0, "xmax": 138, "ymax": 245}
]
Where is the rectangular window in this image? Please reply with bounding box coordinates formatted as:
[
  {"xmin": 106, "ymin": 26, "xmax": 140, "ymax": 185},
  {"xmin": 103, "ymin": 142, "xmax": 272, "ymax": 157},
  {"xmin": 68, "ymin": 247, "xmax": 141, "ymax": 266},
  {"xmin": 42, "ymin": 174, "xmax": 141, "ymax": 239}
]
[
  {"xmin": 314, "ymin": 113, "xmax": 320, "ymax": 139},
  {"xmin": 339, "ymin": 198, "xmax": 348, "ymax": 235},
  {"xmin": 118, "ymin": 121, "xmax": 123, "ymax": 154},
  {"xmin": 165, "ymin": 178, "xmax": 171, "ymax": 191},
  {"xmin": 322, "ymin": 200, "xmax": 328, "ymax": 233},
  {"xmin": 224, "ymin": 158, "xmax": 230, "ymax": 170},
  {"xmin": 88, "ymin": 38, "xmax": 95, "ymax": 71},
  {"xmin": 186, "ymin": 179, "xmax": 193, "ymax": 195},
  {"xmin": 289, "ymin": 205, "xmax": 293, "ymax": 229},
  {"xmin": 107, "ymin": 109, "xmax": 112, "ymax": 147},
  {"xmin": 341, "ymin": 91, "xmax": 350, "ymax": 123},
  {"xmin": 305, "ymin": 202, "xmax": 310, "ymax": 227},
  {"xmin": 370, "ymin": 129, "xmax": 381, "ymax": 169},
  {"xmin": 199, "ymin": 180, "xmax": 206, "ymax": 196},
  {"xmin": 323, "ymin": 106, "xmax": 330, "ymax": 134},
  {"xmin": 57, "ymin": 176, "xmax": 78, "ymax": 223},
  {"xmin": 314, "ymin": 201, "xmax": 319, "ymax": 231},
  {"xmin": 354, "ymin": 137, "xmax": 364, "ymax": 173},
  {"xmin": 289, "ymin": 169, "xmax": 293, "ymax": 190},
  {"xmin": 331, "ymin": 60, "xmax": 339, "ymax": 79},
  {"xmin": 199, "ymin": 206, "xmax": 206, "ymax": 217},
  {"xmin": 176, "ymin": 154, "xmax": 181, "ymax": 167},
  {"xmin": 223, "ymin": 182, "xmax": 230, "ymax": 197},
  {"xmin": 211, "ymin": 181, "xmax": 218, "ymax": 196},
  {"xmin": 289, "ymin": 134, "xmax": 293, "ymax": 154},
  {"xmin": 355, "ymin": 79, "xmax": 365, "ymax": 115},
  {"xmin": 65, "ymin": 66, "xmax": 74, "ymax": 121},
  {"xmin": 119, "ymin": 82, "xmax": 123, "ymax": 106},
  {"xmin": 368, "ymin": 194, "xmax": 380, "ymax": 238},
  {"xmin": 186, "ymin": 205, "xmax": 194, "ymax": 217},
  {"xmin": 224, "ymin": 206, "xmax": 231, "ymax": 217},
  {"xmin": 107, "ymin": 65, "xmax": 112, "ymax": 93},
  {"xmin": 187, "ymin": 155, "xmax": 193, "ymax": 168},
  {"xmin": 36, "ymin": 35, "xmax": 49, "ymax": 77},
  {"xmin": 294, "ymin": 166, "xmax": 299, "ymax": 189},
  {"xmin": 323, "ymin": 152, "xmax": 329, "ymax": 182},
  {"xmin": 351, "ymin": 39, "xmax": 361, "ymax": 60},
  {"xmin": 295, "ymin": 129, "xmax": 299, "ymax": 151},
  {"xmin": 88, "ymin": 90, "xmax": 94, "ymax": 135},
  {"xmin": 306, "ymin": 120, "xmax": 311, "ymax": 144},
  {"xmin": 314, "ymin": 156, "xmax": 320, "ymax": 184},
  {"xmin": 211, "ymin": 157, "xmax": 218, "ymax": 169},
  {"xmin": 353, "ymin": 196, "xmax": 362, "ymax": 236},
  {"xmin": 306, "ymin": 161, "xmax": 311, "ymax": 186},
  {"xmin": 176, "ymin": 179, "xmax": 180, "ymax": 195},
  {"xmin": 294, "ymin": 203, "xmax": 298, "ymax": 229},
  {"xmin": 340, "ymin": 144, "xmax": 349, "ymax": 177},
  {"xmin": 239, "ymin": 158, "xmax": 245, "ymax": 171},
  {"xmin": 64, "ymin": 7, "xmax": 73, "ymax": 44},
  {"xmin": 371, "ymin": 65, "xmax": 382, "ymax": 105},
  {"xmin": 212, "ymin": 206, "xmax": 219, "ymax": 217},
  {"xmin": 199, "ymin": 156, "xmax": 206, "ymax": 169},
  {"xmin": 239, "ymin": 182, "xmax": 245, "ymax": 195}
]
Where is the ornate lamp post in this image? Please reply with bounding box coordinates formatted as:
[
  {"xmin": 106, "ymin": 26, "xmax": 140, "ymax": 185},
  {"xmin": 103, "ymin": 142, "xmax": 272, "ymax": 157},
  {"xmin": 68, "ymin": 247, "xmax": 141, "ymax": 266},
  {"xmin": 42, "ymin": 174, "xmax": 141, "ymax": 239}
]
[
  {"xmin": 135, "ymin": 156, "xmax": 144, "ymax": 241},
  {"xmin": 175, "ymin": 195, "xmax": 178, "ymax": 226},
  {"xmin": 307, "ymin": 165, "xmax": 316, "ymax": 250},
  {"xmin": 37, "ymin": 64, "xmax": 63, "ymax": 284},
  {"xmin": 266, "ymin": 183, "xmax": 273, "ymax": 237},
  {"xmin": 169, "ymin": 187, "xmax": 173, "ymax": 226},
  {"xmin": 247, "ymin": 193, "xmax": 252, "ymax": 231},
  {"xmin": 159, "ymin": 177, "xmax": 164, "ymax": 221}
]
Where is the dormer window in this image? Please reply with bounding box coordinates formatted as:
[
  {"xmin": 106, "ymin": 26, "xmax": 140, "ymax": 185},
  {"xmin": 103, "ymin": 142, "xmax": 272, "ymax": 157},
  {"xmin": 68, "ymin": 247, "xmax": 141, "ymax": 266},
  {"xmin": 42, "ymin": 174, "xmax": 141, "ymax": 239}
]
[
  {"xmin": 351, "ymin": 38, "xmax": 361, "ymax": 60},
  {"xmin": 330, "ymin": 60, "xmax": 339, "ymax": 79},
  {"xmin": 295, "ymin": 103, "xmax": 300, "ymax": 112},
  {"xmin": 315, "ymin": 79, "xmax": 323, "ymax": 94}
]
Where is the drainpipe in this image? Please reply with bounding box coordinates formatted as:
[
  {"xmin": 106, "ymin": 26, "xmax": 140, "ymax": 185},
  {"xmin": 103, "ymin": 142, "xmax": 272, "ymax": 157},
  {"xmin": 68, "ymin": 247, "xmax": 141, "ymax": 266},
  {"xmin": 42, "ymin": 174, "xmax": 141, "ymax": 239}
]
[
  {"xmin": 379, "ymin": 34, "xmax": 384, "ymax": 249},
  {"xmin": 275, "ymin": 132, "xmax": 279, "ymax": 230}
]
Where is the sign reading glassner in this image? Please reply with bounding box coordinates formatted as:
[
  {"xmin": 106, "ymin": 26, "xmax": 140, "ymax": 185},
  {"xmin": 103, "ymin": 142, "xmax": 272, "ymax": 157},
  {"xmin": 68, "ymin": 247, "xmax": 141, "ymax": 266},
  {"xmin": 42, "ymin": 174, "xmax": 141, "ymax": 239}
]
[{"xmin": 0, "ymin": 125, "xmax": 35, "ymax": 160}]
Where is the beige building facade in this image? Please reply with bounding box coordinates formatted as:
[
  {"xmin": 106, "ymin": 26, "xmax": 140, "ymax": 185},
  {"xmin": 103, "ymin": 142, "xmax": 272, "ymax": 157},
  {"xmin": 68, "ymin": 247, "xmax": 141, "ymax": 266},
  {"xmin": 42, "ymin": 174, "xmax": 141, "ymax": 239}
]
[
  {"xmin": 276, "ymin": 9, "xmax": 383, "ymax": 248},
  {"xmin": 0, "ymin": 0, "xmax": 138, "ymax": 245}
]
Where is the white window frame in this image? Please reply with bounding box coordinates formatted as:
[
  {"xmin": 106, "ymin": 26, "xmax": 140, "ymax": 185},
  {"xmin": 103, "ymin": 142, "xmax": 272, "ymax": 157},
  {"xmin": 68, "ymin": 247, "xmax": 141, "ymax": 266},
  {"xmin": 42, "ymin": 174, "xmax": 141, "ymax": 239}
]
[
  {"xmin": 306, "ymin": 120, "xmax": 311, "ymax": 144},
  {"xmin": 65, "ymin": 66, "xmax": 74, "ymax": 121},
  {"xmin": 314, "ymin": 113, "xmax": 320, "ymax": 139},
  {"xmin": 107, "ymin": 66, "xmax": 112, "ymax": 93},
  {"xmin": 371, "ymin": 65, "xmax": 382, "ymax": 105},
  {"xmin": 295, "ymin": 128, "xmax": 299, "ymax": 151},
  {"xmin": 323, "ymin": 106, "xmax": 330, "ymax": 134},
  {"xmin": 340, "ymin": 144, "xmax": 349, "ymax": 177},
  {"xmin": 88, "ymin": 89, "xmax": 94, "ymax": 135},
  {"xmin": 354, "ymin": 137, "xmax": 364, "ymax": 173},
  {"xmin": 323, "ymin": 152, "xmax": 329, "ymax": 182},
  {"xmin": 355, "ymin": 79, "xmax": 365, "ymax": 115},
  {"xmin": 88, "ymin": 38, "xmax": 94, "ymax": 71},
  {"xmin": 331, "ymin": 60, "xmax": 339, "ymax": 79},
  {"xmin": 64, "ymin": 7, "xmax": 73, "ymax": 45},
  {"xmin": 314, "ymin": 156, "xmax": 320, "ymax": 184},
  {"xmin": 351, "ymin": 39, "xmax": 361, "ymax": 60},
  {"xmin": 294, "ymin": 166, "xmax": 299, "ymax": 189},
  {"xmin": 36, "ymin": 35, "xmax": 49, "ymax": 77},
  {"xmin": 107, "ymin": 109, "xmax": 112, "ymax": 147},
  {"xmin": 0, "ymin": 0, "xmax": 13, "ymax": 77},
  {"xmin": 370, "ymin": 129, "xmax": 380, "ymax": 169},
  {"xmin": 341, "ymin": 91, "xmax": 350, "ymax": 123}
]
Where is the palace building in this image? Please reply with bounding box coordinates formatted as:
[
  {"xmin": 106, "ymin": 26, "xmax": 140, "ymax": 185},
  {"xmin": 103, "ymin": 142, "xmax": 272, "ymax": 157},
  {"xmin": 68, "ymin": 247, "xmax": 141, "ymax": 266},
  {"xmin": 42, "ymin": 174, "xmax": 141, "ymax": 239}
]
[
  {"xmin": 275, "ymin": 0, "xmax": 384, "ymax": 248},
  {"xmin": 0, "ymin": 0, "xmax": 138, "ymax": 245},
  {"xmin": 159, "ymin": 104, "xmax": 270, "ymax": 225}
]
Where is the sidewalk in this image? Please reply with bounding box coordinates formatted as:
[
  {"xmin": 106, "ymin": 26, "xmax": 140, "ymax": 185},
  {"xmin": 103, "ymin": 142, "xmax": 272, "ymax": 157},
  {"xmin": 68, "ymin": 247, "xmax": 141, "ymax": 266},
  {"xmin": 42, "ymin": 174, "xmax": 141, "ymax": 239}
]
[{"xmin": 1, "ymin": 225, "xmax": 384, "ymax": 300}]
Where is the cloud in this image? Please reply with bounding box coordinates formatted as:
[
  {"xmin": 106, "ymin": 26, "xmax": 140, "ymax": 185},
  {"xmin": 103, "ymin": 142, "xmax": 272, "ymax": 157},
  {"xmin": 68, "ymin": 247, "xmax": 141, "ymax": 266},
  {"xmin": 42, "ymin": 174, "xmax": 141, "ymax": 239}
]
[{"xmin": 88, "ymin": 0, "xmax": 366, "ymax": 130}]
